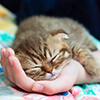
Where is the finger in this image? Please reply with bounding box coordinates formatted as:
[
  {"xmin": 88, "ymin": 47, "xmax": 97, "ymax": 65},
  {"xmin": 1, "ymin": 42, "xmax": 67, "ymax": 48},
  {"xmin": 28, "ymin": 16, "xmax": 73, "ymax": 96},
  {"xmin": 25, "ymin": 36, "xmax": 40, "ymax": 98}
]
[
  {"xmin": 32, "ymin": 61, "xmax": 79, "ymax": 95},
  {"xmin": 1, "ymin": 48, "xmax": 7, "ymax": 77},
  {"xmin": 9, "ymin": 56, "xmax": 35, "ymax": 92},
  {"xmin": 6, "ymin": 48, "xmax": 15, "ymax": 82}
]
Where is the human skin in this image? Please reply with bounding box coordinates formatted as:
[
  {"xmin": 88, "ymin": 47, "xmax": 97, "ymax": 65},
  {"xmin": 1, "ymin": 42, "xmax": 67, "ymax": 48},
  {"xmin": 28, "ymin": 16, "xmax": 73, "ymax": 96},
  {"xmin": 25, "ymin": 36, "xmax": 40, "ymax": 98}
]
[{"xmin": 0, "ymin": 48, "xmax": 100, "ymax": 95}]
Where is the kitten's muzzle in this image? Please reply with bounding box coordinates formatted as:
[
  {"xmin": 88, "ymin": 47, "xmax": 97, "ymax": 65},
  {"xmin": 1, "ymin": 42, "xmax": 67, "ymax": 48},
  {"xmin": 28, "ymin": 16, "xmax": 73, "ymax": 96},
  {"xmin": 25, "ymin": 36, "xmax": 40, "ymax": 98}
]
[{"xmin": 42, "ymin": 61, "xmax": 53, "ymax": 74}]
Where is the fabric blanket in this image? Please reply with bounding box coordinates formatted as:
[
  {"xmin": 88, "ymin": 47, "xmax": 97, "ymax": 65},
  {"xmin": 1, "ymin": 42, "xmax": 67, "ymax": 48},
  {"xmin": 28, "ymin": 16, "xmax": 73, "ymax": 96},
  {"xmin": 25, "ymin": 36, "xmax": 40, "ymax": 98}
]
[{"xmin": 0, "ymin": 5, "xmax": 100, "ymax": 100}]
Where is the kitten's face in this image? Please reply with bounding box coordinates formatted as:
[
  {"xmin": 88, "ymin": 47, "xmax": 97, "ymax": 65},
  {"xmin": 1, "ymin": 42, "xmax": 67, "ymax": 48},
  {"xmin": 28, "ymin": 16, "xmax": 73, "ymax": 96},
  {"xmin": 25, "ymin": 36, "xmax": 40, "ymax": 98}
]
[{"xmin": 15, "ymin": 29, "xmax": 72, "ymax": 80}]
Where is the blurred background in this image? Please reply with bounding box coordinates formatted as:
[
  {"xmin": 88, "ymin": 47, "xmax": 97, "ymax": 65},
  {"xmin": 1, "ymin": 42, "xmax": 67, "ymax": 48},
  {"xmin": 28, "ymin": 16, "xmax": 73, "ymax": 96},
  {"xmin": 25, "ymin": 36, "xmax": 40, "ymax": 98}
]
[{"xmin": 0, "ymin": 0, "xmax": 100, "ymax": 40}]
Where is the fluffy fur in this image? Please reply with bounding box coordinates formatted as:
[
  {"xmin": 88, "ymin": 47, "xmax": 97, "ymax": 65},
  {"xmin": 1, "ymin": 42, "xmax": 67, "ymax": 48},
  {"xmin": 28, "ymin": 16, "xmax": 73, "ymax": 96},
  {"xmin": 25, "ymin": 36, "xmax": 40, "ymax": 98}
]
[{"xmin": 12, "ymin": 16, "xmax": 100, "ymax": 80}]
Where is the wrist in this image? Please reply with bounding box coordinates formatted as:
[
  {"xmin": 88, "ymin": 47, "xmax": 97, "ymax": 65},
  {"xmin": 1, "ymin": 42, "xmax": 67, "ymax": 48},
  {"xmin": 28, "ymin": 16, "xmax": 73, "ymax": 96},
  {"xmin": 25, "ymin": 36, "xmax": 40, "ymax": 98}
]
[
  {"xmin": 71, "ymin": 60, "xmax": 93, "ymax": 84},
  {"xmin": 71, "ymin": 51, "xmax": 100, "ymax": 84}
]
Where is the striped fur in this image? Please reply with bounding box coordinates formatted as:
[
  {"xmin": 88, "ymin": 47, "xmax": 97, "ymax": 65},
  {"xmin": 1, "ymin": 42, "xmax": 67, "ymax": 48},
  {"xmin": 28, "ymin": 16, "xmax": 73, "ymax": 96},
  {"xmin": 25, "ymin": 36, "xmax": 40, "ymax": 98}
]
[{"xmin": 13, "ymin": 16, "xmax": 100, "ymax": 80}]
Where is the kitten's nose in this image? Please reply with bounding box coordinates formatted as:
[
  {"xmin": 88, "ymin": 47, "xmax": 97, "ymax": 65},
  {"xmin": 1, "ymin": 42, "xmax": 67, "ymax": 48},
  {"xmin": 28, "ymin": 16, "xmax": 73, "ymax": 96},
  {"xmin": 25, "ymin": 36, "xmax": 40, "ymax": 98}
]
[
  {"xmin": 47, "ymin": 69, "xmax": 53, "ymax": 74},
  {"xmin": 47, "ymin": 61, "xmax": 53, "ymax": 73},
  {"xmin": 43, "ymin": 61, "xmax": 53, "ymax": 73}
]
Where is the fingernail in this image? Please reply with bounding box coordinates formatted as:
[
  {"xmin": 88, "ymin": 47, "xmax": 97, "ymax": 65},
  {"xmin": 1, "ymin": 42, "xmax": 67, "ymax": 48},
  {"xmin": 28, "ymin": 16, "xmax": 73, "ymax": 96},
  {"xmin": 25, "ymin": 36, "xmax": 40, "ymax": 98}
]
[
  {"xmin": 6, "ymin": 51, "xmax": 8, "ymax": 57},
  {"xmin": 32, "ymin": 84, "xmax": 44, "ymax": 92},
  {"xmin": 9, "ymin": 57, "xmax": 13, "ymax": 66}
]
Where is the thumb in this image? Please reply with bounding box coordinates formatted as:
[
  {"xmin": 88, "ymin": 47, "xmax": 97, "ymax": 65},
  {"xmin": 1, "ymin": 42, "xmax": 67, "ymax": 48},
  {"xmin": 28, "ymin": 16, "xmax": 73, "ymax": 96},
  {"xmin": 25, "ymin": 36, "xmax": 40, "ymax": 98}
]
[
  {"xmin": 32, "ymin": 78, "xmax": 74, "ymax": 95},
  {"xmin": 31, "ymin": 61, "xmax": 78, "ymax": 95}
]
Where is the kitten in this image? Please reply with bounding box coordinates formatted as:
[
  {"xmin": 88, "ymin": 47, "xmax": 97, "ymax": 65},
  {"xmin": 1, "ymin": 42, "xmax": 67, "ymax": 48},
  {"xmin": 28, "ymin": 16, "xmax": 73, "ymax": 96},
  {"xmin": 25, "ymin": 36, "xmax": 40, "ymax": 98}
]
[{"xmin": 12, "ymin": 16, "xmax": 100, "ymax": 81}]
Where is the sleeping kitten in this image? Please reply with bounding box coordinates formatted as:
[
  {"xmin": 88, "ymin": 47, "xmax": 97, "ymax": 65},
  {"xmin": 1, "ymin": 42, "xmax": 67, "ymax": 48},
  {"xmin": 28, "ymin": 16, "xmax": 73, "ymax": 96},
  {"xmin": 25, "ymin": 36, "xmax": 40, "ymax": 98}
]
[{"xmin": 12, "ymin": 16, "xmax": 100, "ymax": 81}]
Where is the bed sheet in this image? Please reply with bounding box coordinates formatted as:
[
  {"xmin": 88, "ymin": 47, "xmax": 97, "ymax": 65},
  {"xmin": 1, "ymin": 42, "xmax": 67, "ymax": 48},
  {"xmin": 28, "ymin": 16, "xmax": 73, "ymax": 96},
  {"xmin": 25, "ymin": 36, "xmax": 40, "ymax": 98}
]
[{"xmin": 0, "ymin": 4, "xmax": 100, "ymax": 100}]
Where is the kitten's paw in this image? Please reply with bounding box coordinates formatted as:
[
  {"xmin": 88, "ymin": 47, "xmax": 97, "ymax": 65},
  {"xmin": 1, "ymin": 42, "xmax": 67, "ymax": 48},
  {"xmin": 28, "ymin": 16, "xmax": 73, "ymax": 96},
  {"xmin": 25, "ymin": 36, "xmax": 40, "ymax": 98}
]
[
  {"xmin": 90, "ymin": 68, "xmax": 100, "ymax": 77},
  {"xmin": 86, "ymin": 63, "xmax": 100, "ymax": 77}
]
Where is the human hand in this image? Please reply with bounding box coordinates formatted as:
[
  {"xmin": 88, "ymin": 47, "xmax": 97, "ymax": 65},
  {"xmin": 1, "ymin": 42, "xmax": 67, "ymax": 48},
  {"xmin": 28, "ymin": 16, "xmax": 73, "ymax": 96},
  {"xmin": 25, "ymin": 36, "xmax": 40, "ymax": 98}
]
[
  {"xmin": 1, "ymin": 48, "xmax": 100, "ymax": 95},
  {"xmin": 0, "ymin": 48, "xmax": 80, "ymax": 95}
]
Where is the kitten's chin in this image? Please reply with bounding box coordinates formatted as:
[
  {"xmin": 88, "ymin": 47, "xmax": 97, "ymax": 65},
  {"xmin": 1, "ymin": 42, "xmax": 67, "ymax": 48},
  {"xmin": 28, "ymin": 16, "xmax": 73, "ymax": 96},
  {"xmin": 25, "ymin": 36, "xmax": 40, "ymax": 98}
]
[
  {"xmin": 45, "ymin": 73, "xmax": 59, "ymax": 80},
  {"xmin": 45, "ymin": 73, "xmax": 52, "ymax": 80}
]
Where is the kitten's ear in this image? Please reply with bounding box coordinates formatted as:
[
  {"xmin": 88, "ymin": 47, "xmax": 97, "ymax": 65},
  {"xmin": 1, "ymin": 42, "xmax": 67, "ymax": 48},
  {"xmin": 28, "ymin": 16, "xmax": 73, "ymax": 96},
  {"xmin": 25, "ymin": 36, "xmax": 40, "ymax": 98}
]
[
  {"xmin": 56, "ymin": 33, "xmax": 69, "ymax": 41},
  {"xmin": 50, "ymin": 29, "xmax": 69, "ymax": 40}
]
